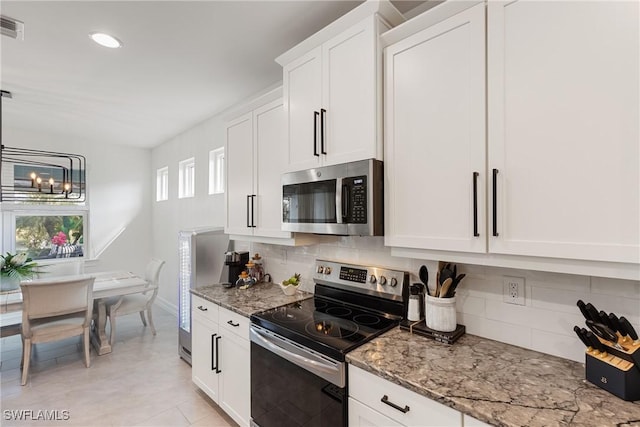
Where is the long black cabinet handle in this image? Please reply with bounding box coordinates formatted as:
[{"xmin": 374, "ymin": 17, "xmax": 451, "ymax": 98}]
[
  {"xmin": 215, "ymin": 336, "xmax": 222, "ymax": 374},
  {"xmin": 211, "ymin": 333, "xmax": 217, "ymax": 371},
  {"xmin": 473, "ymin": 172, "xmax": 479, "ymax": 237},
  {"xmin": 313, "ymin": 111, "xmax": 320, "ymax": 157},
  {"xmin": 492, "ymin": 168, "xmax": 499, "ymax": 237},
  {"xmin": 197, "ymin": 305, "xmax": 208, "ymax": 312},
  {"xmin": 380, "ymin": 395, "xmax": 410, "ymax": 413},
  {"xmin": 250, "ymin": 195, "xmax": 257, "ymax": 228},
  {"xmin": 246, "ymin": 195, "xmax": 251, "ymax": 228},
  {"xmin": 320, "ymin": 108, "xmax": 327, "ymax": 154}
]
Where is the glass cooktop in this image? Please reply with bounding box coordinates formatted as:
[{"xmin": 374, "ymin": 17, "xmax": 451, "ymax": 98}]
[{"xmin": 250, "ymin": 297, "xmax": 399, "ymax": 361}]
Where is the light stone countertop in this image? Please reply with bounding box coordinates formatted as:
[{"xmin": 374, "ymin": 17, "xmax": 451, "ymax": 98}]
[
  {"xmin": 191, "ymin": 281, "xmax": 312, "ymax": 318},
  {"xmin": 346, "ymin": 328, "xmax": 640, "ymax": 427}
]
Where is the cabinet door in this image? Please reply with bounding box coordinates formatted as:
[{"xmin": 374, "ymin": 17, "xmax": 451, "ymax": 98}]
[
  {"xmin": 348, "ymin": 398, "xmax": 403, "ymax": 427},
  {"xmin": 322, "ymin": 18, "xmax": 380, "ymax": 166},
  {"xmin": 384, "ymin": 4, "xmax": 487, "ymax": 253},
  {"xmin": 254, "ymin": 99, "xmax": 291, "ymax": 238},
  {"xmin": 219, "ymin": 330, "xmax": 251, "ymax": 427},
  {"xmin": 225, "ymin": 113, "xmax": 254, "ymax": 236},
  {"xmin": 192, "ymin": 315, "xmax": 219, "ymax": 402},
  {"xmin": 283, "ymin": 47, "xmax": 322, "ymax": 171},
  {"xmin": 488, "ymin": 1, "xmax": 640, "ymax": 263}
]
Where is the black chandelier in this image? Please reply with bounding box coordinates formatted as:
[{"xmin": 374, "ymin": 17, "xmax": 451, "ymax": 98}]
[{"xmin": 0, "ymin": 90, "xmax": 86, "ymax": 203}]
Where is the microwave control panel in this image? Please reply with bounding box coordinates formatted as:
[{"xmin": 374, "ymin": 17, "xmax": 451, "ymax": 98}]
[{"xmin": 345, "ymin": 176, "xmax": 367, "ymax": 224}]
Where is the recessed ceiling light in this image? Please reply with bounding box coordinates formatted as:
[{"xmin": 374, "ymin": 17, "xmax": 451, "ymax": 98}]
[{"xmin": 89, "ymin": 32, "xmax": 123, "ymax": 49}]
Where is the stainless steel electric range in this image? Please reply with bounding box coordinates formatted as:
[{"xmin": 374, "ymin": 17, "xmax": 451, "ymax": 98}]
[{"xmin": 250, "ymin": 260, "xmax": 409, "ymax": 427}]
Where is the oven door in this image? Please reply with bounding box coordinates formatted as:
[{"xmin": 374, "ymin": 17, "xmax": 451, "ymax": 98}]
[{"xmin": 250, "ymin": 325, "xmax": 346, "ymax": 427}]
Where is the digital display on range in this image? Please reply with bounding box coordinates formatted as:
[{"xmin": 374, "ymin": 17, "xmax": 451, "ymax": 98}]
[{"xmin": 339, "ymin": 267, "xmax": 367, "ymax": 283}]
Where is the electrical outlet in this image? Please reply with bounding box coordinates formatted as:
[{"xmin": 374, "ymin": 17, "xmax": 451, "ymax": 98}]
[{"xmin": 503, "ymin": 276, "xmax": 525, "ymax": 305}]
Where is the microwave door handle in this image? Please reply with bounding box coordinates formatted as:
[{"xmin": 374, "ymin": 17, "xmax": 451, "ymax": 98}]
[
  {"xmin": 335, "ymin": 177, "xmax": 343, "ymax": 224},
  {"xmin": 341, "ymin": 183, "xmax": 349, "ymax": 222}
]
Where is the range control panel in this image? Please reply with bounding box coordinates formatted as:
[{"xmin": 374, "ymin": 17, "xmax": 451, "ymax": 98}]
[{"xmin": 313, "ymin": 260, "xmax": 407, "ymax": 299}]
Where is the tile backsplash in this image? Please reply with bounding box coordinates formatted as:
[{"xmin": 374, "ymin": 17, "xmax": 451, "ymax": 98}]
[{"xmin": 235, "ymin": 236, "xmax": 640, "ymax": 363}]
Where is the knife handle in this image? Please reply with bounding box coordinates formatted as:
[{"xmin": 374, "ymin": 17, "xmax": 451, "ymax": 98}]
[
  {"xmin": 619, "ymin": 316, "xmax": 639, "ymax": 341},
  {"xmin": 573, "ymin": 325, "xmax": 592, "ymax": 349},
  {"xmin": 577, "ymin": 300, "xmax": 592, "ymax": 321},
  {"xmin": 598, "ymin": 310, "xmax": 615, "ymax": 331},
  {"xmin": 585, "ymin": 303, "xmax": 600, "ymax": 324},
  {"xmin": 608, "ymin": 313, "xmax": 624, "ymax": 335},
  {"xmin": 584, "ymin": 330, "xmax": 606, "ymax": 355}
]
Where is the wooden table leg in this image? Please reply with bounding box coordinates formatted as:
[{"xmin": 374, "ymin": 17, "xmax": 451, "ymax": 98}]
[{"xmin": 91, "ymin": 299, "xmax": 112, "ymax": 355}]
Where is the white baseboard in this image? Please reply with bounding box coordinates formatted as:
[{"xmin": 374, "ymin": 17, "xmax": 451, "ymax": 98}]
[{"xmin": 155, "ymin": 296, "xmax": 178, "ymax": 318}]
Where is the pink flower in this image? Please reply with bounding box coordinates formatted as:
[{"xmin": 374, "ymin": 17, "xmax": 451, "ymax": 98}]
[{"xmin": 51, "ymin": 231, "xmax": 67, "ymax": 246}]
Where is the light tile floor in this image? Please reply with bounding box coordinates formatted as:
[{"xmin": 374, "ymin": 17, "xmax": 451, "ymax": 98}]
[{"xmin": 0, "ymin": 307, "xmax": 235, "ymax": 427}]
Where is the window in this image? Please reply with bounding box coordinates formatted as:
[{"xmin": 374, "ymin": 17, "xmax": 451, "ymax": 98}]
[
  {"xmin": 178, "ymin": 158, "xmax": 195, "ymax": 199},
  {"xmin": 209, "ymin": 147, "xmax": 225, "ymax": 195},
  {"xmin": 156, "ymin": 167, "xmax": 169, "ymax": 201},
  {"xmin": 12, "ymin": 212, "xmax": 86, "ymax": 260}
]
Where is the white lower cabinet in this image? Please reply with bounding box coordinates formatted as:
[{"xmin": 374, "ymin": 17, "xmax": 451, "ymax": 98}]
[
  {"xmin": 349, "ymin": 365, "xmax": 463, "ymax": 427},
  {"xmin": 192, "ymin": 296, "xmax": 250, "ymax": 427}
]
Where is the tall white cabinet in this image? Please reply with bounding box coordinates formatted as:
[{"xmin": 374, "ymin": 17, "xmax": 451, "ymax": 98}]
[
  {"xmin": 277, "ymin": 1, "xmax": 405, "ymax": 172},
  {"xmin": 384, "ymin": 3, "xmax": 486, "ymax": 254},
  {"xmin": 384, "ymin": 0, "xmax": 639, "ymax": 273},
  {"xmin": 487, "ymin": 0, "xmax": 639, "ymax": 264}
]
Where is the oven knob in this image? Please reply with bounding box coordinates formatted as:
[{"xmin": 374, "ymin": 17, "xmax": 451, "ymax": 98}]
[
  {"xmin": 324, "ymin": 266, "xmax": 332, "ymax": 275},
  {"xmin": 379, "ymin": 276, "xmax": 387, "ymax": 286},
  {"xmin": 390, "ymin": 277, "xmax": 398, "ymax": 287},
  {"xmin": 369, "ymin": 275, "xmax": 377, "ymax": 284},
  {"xmin": 317, "ymin": 265, "xmax": 324, "ymax": 274}
]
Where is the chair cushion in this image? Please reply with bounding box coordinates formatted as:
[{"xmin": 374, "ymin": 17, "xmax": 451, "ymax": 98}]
[
  {"xmin": 28, "ymin": 313, "xmax": 87, "ymax": 343},
  {"xmin": 108, "ymin": 294, "xmax": 152, "ymax": 317}
]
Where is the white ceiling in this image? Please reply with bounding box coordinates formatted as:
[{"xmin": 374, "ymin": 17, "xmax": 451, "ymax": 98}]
[{"xmin": 1, "ymin": 1, "xmax": 426, "ymax": 149}]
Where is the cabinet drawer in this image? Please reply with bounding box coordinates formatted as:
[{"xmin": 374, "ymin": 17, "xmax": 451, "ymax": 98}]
[
  {"xmin": 219, "ymin": 306, "xmax": 249, "ymax": 340},
  {"xmin": 192, "ymin": 295, "xmax": 219, "ymax": 324},
  {"xmin": 349, "ymin": 365, "xmax": 461, "ymax": 427}
]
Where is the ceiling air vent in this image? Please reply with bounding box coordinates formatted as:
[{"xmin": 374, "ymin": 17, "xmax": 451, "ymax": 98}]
[{"xmin": 1, "ymin": 15, "xmax": 24, "ymax": 40}]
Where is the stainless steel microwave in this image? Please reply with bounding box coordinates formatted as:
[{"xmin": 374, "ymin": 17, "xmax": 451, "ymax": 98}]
[{"xmin": 281, "ymin": 159, "xmax": 383, "ymax": 236}]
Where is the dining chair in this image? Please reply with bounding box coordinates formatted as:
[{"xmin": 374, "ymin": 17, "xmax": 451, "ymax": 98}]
[
  {"xmin": 107, "ymin": 259, "xmax": 165, "ymax": 346},
  {"xmin": 19, "ymin": 275, "xmax": 95, "ymax": 385}
]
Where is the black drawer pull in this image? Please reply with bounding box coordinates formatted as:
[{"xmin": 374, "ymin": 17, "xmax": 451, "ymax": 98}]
[
  {"xmin": 197, "ymin": 305, "xmax": 208, "ymax": 311},
  {"xmin": 381, "ymin": 395, "xmax": 410, "ymax": 413},
  {"xmin": 227, "ymin": 320, "xmax": 240, "ymax": 327}
]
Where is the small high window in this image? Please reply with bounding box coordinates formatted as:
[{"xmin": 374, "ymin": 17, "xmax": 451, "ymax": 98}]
[
  {"xmin": 178, "ymin": 158, "xmax": 195, "ymax": 199},
  {"xmin": 209, "ymin": 148, "xmax": 225, "ymax": 195},
  {"xmin": 156, "ymin": 167, "xmax": 169, "ymax": 201}
]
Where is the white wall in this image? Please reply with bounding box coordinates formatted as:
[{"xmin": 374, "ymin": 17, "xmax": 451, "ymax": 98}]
[
  {"xmin": 150, "ymin": 113, "xmax": 227, "ymax": 312},
  {"xmin": 1, "ymin": 126, "xmax": 152, "ymax": 275},
  {"xmin": 242, "ymin": 238, "xmax": 640, "ymax": 363}
]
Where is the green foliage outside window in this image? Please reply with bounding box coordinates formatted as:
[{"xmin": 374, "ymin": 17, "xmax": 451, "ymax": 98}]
[{"xmin": 15, "ymin": 215, "xmax": 84, "ymax": 260}]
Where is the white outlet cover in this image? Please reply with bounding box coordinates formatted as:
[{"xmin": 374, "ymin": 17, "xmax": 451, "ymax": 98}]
[{"xmin": 503, "ymin": 276, "xmax": 525, "ymax": 305}]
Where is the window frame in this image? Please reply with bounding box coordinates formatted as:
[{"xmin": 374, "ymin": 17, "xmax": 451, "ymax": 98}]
[
  {"xmin": 208, "ymin": 147, "xmax": 225, "ymax": 195},
  {"xmin": 156, "ymin": 166, "xmax": 169, "ymax": 201},
  {"xmin": 178, "ymin": 158, "xmax": 195, "ymax": 199}
]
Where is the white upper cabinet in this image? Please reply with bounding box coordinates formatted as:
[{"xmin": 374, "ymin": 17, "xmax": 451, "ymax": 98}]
[
  {"xmin": 278, "ymin": 1, "xmax": 404, "ymax": 172},
  {"xmin": 225, "ymin": 92, "xmax": 292, "ymax": 241},
  {"xmin": 383, "ymin": 0, "xmax": 639, "ymax": 275},
  {"xmin": 487, "ymin": 0, "xmax": 639, "ymax": 264},
  {"xmin": 384, "ymin": 3, "xmax": 486, "ymax": 253}
]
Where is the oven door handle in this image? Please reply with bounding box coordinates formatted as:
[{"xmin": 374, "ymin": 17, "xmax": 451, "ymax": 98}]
[{"xmin": 250, "ymin": 326, "xmax": 345, "ymax": 387}]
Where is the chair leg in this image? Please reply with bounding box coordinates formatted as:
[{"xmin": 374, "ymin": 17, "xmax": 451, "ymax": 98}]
[
  {"xmin": 83, "ymin": 328, "xmax": 91, "ymax": 367},
  {"xmin": 109, "ymin": 315, "xmax": 117, "ymax": 347},
  {"xmin": 139, "ymin": 311, "xmax": 147, "ymax": 327},
  {"xmin": 20, "ymin": 335, "xmax": 24, "ymax": 369},
  {"xmin": 147, "ymin": 308, "xmax": 156, "ymax": 336},
  {"xmin": 21, "ymin": 339, "xmax": 32, "ymax": 386}
]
